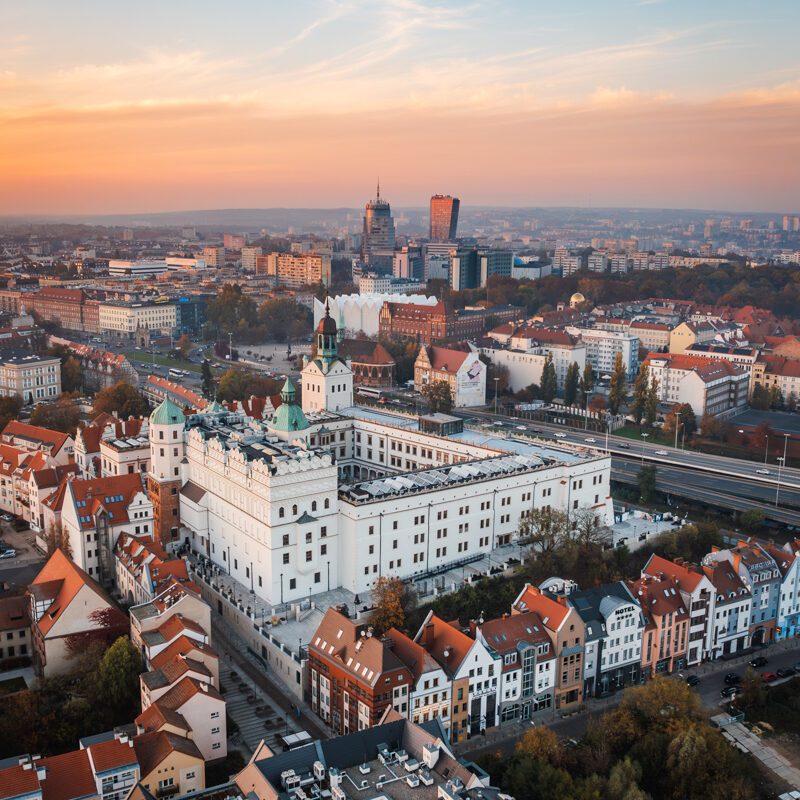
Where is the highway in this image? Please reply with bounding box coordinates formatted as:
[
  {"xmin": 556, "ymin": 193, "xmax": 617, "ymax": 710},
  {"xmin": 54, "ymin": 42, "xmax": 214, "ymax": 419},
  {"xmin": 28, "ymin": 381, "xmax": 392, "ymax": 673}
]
[
  {"xmin": 459, "ymin": 408, "xmax": 800, "ymax": 490},
  {"xmin": 612, "ymin": 460, "xmax": 800, "ymax": 526}
]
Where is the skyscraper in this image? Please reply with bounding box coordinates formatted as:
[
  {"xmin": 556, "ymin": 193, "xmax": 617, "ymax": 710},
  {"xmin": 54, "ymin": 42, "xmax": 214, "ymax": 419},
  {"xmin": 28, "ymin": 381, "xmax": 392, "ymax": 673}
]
[
  {"xmin": 430, "ymin": 194, "xmax": 460, "ymax": 241},
  {"xmin": 362, "ymin": 182, "xmax": 395, "ymax": 272}
]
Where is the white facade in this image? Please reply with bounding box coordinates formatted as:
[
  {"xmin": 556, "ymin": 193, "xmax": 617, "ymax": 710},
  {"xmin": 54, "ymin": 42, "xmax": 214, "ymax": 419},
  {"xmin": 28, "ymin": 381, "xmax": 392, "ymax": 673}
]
[
  {"xmin": 479, "ymin": 345, "xmax": 586, "ymax": 393},
  {"xmin": 0, "ymin": 353, "xmax": 61, "ymax": 403},
  {"xmin": 314, "ymin": 294, "xmax": 438, "ymax": 338},
  {"xmin": 565, "ymin": 326, "xmax": 639, "ymax": 376},
  {"xmin": 98, "ymin": 303, "xmax": 177, "ymax": 337},
  {"xmin": 414, "ymin": 346, "xmax": 486, "ymax": 408},
  {"xmin": 302, "ymin": 358, "xmax": 354, "ymax": 414}
]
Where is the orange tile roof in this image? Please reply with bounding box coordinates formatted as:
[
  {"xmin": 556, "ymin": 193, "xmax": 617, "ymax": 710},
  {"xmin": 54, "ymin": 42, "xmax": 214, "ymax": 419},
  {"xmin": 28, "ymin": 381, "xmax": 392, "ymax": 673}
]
[
  {"xmin": 87, "ymin": 737, "xmax": 138, "ymax": 773},
  {"xmin": 31, "ymin": 464, "xmax": 79, "ymax": 491},
  {"xmin": 29, "ymin": 549, "xmax": 111, "ymax": 637},
  {"xmin": 1, "ymin": 421, "xmax": 70, "ymax": 455},
  {"xmin": 144, "ymin": 376, "xmax": 203, "ymax": 409},
  {"xmin": 512, "ymin": 584, "xmax": 570, "ymax": 631},
  {"xmin": 66, "ymin": 473, "xmax": 148, "ymax": 530},
  {"xmin": 0, "ymin": 596, "xmax": 28, "ymax": 632},
  {"xmin": 384, "ymin": 628, "xmax": 439, "ymax": 682},
  {"xmin": 642, "ymin": 554, "xmax": 705, "ymax": 592},
  {"xmin": 157, "ymin": 676, "xmax": 223, "ymax": 709},
  {"xmin": 0, "ymin": 763, "xmax": 41, "ymax": 800},
  {"xmin": 629, "ymin": 575, "xmax": 688, "ymax": 620},
  {"xmin": 135, "ymin": 702, "xmax": 190, "ymax": 735},
  {"xmin": 149, "ymin": 636, "xmax": 218, "ymax": 671},
  {"xmin": 415, "ymin": 614, "xmax": 474, "ymax": 674},
  {"xmin": 424, "ymin": 345, "xmax": 469, "ymax": 373},
  {"xmin": 38, "ymin": 749, "xmax": 96, "ymax": 800}
]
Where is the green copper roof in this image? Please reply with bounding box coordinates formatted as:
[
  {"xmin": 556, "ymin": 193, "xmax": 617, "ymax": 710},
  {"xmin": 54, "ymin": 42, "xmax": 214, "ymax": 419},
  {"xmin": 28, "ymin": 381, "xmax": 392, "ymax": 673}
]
[
  {"xmin": 271, "ymin": 378, "xmax": 309, "ymax": 433},
  {"xmin": 150, "ymin": 397, "xmax": 185, "ymax": 426},
  {"xmin": 203, "ymin": 400, "xmax": 225, "ymax": 414}
]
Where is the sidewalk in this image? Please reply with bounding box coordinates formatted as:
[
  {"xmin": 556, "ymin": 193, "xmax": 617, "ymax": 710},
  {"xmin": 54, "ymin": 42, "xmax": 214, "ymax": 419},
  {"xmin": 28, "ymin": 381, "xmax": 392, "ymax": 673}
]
[{"xmin": 212, "ymin": 611, "xmax": 333, "ymax": 744}]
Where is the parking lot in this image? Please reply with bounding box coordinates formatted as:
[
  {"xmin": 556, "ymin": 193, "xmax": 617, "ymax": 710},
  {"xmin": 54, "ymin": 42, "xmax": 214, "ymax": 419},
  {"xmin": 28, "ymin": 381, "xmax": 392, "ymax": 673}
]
[{"xmin": 0, "ymin": 522, "xmax": 45, "ymax": 567}]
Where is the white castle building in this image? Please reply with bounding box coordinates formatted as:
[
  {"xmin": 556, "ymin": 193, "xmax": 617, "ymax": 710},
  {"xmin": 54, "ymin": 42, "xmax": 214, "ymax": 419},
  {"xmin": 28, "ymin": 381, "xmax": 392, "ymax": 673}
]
[{"xmin": 155, "ymin": 306, "xmax": 613, "ymax": 607}]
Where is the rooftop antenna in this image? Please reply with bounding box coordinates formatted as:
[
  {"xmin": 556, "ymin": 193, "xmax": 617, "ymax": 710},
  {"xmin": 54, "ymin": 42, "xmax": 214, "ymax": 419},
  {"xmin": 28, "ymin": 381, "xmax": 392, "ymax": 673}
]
[{"xmin": 376, "ymin": 178, "xmax": 381, "ymax": 202}]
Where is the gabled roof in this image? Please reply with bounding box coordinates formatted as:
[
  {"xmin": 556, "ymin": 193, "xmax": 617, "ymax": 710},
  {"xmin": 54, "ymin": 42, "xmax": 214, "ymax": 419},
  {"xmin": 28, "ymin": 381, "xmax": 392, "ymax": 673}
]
[
  {"xmin": 629, "ymin": 574, "xmax": 688, "ymax": 624},
  {"xmin": 1, "ymin": 421, "xmax": 71, "ymax": 455},
  {"xmin": 29, "ymin": 549, "xmax": 111, "ymax": 637},
  {"xmin": 384, "ymin": 628, "xmax": 440, "ymax": 682},
  {"xmin": 86, "ymin": 737, "xmax": 138, "ymax": 774},
  {"xmin": 512, "ymin": 584, "xmax": 570, "ymax": 632},
  {"xmin": 156, "ymin": 676, "xmax": 223, "ymax": 709},
  {"xmin": 149, "ymin": 635, "xmax": 218, "ymax": 672},
  {"xmin": 38, "ymin": 749, "xmax": 96, "ymax": 800},
  {"xmin": 65, "ymin": 473, "xmax": 148, "ymax": 530},
  {"xmin": 479, "ymin": 611, "xmax": 553, "ymax": 666},
  {"xmin": 414, "ymin": 614, "xmax": 474, "ymax": 675},
  {"xmin": 338, "ymin": 339, "xmax": 396, "ymax": 365},
  {"xmin": 133, "ymin": 731, "xmax": 202, "ymax": 776},
  {"xmin": 420, "ymin": 345, "xmax": 469, "ymax": 373},
  {"xmin": 0, "ymin": 763, "xmax": 40, "ymax": 800},
  {"xmin": 141, "ymin": 614, "xmax": 207, "ymax": 649},
  {"xmin": 135, "ymin": 702, "xmax": 191, "ymax": 735},
  {"xmin": 31, "ymin": 464, "xmax": 79, "ymax": 491},
  {"xmin": 0, "ymin": 596, "xmax": 28, "ymax": 632},
  {"xmin": 642, "ymin": 554, "xmax": 706, "ymax": 592}
]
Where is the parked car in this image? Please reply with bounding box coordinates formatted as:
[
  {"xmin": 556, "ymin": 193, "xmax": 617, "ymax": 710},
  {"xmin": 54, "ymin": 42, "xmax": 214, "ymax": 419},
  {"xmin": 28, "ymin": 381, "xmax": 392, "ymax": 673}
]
[
  {"xmin": 0, "ymin": 514, "xmax": 12, "ymax": 522},
  {"xmin": 724, "ymin": 672, "xmax": 741, "ymax": 685},
  {"xmin": 777, "ymin": 667, "xmax": 796, "ymax": 679},
  {"xmin": 0, "ymin": 549, "xmax": 16, "ymax": 559},
  {"xmin": 685, "ymin": 675, "xmax": 701, "ymax": 687},
  {"xmin": 761, "ymin": 671, "xmax": 779, "ymax": 683},
  {"xmin": 750, "ymin": 656, "xmax": 768, "ymax": 668},
  {"xmin": 720, "ymin": 686, "xmax": 739, "ymax": 698}
]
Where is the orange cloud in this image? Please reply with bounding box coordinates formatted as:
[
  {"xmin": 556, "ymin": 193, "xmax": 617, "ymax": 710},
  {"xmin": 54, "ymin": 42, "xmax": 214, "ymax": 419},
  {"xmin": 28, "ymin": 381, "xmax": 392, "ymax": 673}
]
[{"xmin": 1, "ymin": 90, "xmax": 799, "ymax": 214}]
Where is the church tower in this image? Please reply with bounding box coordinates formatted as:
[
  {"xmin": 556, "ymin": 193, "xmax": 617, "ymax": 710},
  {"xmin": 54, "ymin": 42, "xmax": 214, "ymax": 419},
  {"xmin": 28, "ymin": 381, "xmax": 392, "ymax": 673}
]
[
  {"xmin": 147, "ymin": 397, "xmax": 185, "ymax": 547},
  {"xmin": 302, "ymin": 300, "xmax": 353, "ymax": 414}
]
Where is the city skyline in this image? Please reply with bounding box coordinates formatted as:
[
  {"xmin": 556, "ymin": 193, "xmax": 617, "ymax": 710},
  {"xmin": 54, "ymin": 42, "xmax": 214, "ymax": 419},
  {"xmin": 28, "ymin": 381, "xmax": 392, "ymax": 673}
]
[{"xmin": 2, "ymin": 1, "xmax": 800, "ymax": 215}]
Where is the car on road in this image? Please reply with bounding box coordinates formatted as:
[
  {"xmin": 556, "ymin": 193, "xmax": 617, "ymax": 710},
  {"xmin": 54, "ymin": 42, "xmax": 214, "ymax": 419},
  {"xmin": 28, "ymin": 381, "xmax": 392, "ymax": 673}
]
[
  {"xmin": 761, "ymin": 671, "xmax": 779, "ymax": 683},
  {"xmin": 720, "ymin": 686, "xmax": 739, "ymax": 698},
  {"xmin": 516, "ymin": 426, "xmax": 527, "ymax": 431},
  {"xmin": 777, "ymin": 667, "xmax": 796, "ymax": 679},
  {"xmin": 530, "ymin": 428, "xmax": 542, "ymax": 434},
  {"xmin": 554, "ymin": 432, "xmax": 567, "ymax": 438},
  {"xmin": 618, "ymin": 442, "xmax": 630, "ymax": 449},
  {"xmin": 724, "ymin": 672, "xmax": 741, "ymax": 685},
  {"xmin": 655, "ymin": 450, "xmax": 668, "ymax": 456},
  {"xmin": 585, "ymin": 437, "xmax": 597, "ymax": 443},
  {"xmin": 685, "ymin": 675, "xmax": 700, "ymax": 686},
  {"xmin": 756, "ymin": 469, "xmax": 770, "ymax": 475},
  {"xmin": 750, "ymin": 656, "xmax": 768, "ymax": 668}
]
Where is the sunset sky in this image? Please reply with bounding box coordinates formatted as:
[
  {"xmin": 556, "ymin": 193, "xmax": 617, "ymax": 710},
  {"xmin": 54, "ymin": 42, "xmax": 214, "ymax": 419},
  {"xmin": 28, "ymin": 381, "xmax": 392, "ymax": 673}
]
[{"xmin": 2, "ymin": 0, "xmax": 800, "ymax": 215}]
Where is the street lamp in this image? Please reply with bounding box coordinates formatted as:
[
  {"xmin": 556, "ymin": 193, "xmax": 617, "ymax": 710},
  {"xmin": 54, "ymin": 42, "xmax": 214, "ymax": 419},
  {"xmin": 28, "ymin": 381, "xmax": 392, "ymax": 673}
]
[
  {"xmin": 494, "ymin": 377, "xmax": 500, "ymax": 415},
  {"xmin": 764, "ymin": 434, "xmax": 769, "ymax": 465},
  {"xmin": 776, "ymin": 456, "xmax": 785, "ymax": 507},
  {"xmin": 674, "ymin": 420, "xmax": 684, "ymax": 451},
  {"xmin": 640, "ymin": 432, "xmax": 649, "ymax": 464}
]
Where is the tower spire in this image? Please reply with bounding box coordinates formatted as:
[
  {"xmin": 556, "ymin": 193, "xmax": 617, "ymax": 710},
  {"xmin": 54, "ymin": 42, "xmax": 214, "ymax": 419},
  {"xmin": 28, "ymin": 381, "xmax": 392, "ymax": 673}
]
[{"xmin": 376, "ymin": 178, "xmax": 380, "ymax": 202}]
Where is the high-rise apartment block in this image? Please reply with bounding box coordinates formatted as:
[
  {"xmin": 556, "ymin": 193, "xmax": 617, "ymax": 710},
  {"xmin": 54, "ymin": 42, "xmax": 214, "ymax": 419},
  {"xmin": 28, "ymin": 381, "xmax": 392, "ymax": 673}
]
[
  {"xmin": 429, "ymin": 194, "xmax": 460, "ymax": 241},
  {"xmin": 240, "ymin": 246, "xmax": 262, "ymax": 272},
  {"xmin": 362, "ymin": 184, "xmax": 395, "ymax": 272},
  {"xmin": 223, "ymin": 233, "xmax": 246, "ymax": 250},
  {"xmin": 203, "ymin": 246, "xmax": 225, "ymax": 268},
  {"xmin": 259, "ymin": 252, "xmax": 331, "ymax": 287}
]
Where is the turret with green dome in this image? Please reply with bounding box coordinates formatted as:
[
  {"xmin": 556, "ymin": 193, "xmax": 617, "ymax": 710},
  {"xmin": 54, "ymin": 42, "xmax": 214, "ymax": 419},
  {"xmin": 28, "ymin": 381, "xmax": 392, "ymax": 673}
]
[
  {"xmin": 150, "ymin": 396, "xmax": 185, "ymax": 426},
  {"xmin": 270, "ymin": 377, "xmax": 310, "ymax": 435}
]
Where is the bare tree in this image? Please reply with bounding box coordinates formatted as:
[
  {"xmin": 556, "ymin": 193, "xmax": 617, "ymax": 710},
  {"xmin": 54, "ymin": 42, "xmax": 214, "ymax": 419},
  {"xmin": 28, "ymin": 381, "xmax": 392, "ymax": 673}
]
[
  {"xmin": 518, "ymin": 507, "xmax": 571, "ymax": 555},
  {"xmin": 570, "ymin": 508, "xmax": 609, "ymax": 547}
]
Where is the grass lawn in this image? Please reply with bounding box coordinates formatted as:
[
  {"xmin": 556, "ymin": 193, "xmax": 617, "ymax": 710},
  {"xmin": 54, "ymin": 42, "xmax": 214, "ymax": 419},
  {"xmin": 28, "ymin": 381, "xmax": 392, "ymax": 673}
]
[
  {"xmin": 123, "ymin": 351, "xmax": 202, "ymax": 373},
  {"xmin": 745, "ymin": 676, "xmax": 800, "ymax": 736},
  {"xmin": 614, "ymin": 424, "xmax": 677, "ymax": 448},
  {"xmin": 0, "ymin": 676, "xmax": 27, "ymax": 697}
]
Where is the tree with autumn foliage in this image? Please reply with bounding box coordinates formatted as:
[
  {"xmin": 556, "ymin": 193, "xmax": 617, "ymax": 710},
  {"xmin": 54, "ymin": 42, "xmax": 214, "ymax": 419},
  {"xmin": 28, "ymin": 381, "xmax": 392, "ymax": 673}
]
[
  {"xmin": 64, "ymin": 607, "xmax": 130, "ymax": 658},
  {"xmin": 369, "ymin": 575, "xmax": 414, "ymax": 635},
  {"xmin": 45, "ymin": 520, "xmax": 73, "ymax": 560}
]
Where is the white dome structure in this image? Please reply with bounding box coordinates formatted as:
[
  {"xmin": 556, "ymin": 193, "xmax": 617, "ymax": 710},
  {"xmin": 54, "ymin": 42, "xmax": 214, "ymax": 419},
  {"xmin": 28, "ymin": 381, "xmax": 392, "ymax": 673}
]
[{"xmin": 569, "ymin": 291, "xmax": 586, "ymax": 309}]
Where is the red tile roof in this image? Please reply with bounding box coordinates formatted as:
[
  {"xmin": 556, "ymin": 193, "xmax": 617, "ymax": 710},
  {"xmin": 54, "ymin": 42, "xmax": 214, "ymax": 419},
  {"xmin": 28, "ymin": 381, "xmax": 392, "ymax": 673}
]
[
  {"xmin": 424, "ymin": 345, "xmax": 469, "ymax": 373},
  {"xmin": 144, "ymin": 376, "xmax": 203, "ymax": 409},
  {"xmin": 0, "ymin": 596, "xmax": 28, "ymax": 632},
  {"xmin": 133, "ymin": 731, "xmax": 202, "ymax": 777},
  {"xmin": 644, "ymin": 352, "xmax": 746, "ymax": 383},
  {"xmin": 0, "ymin": 763, "xmax": 41, "ymax": 800},
  {"xmin": 1, "ymin": 421, "xmax": 71, "ymax": 455},
  {"xmin": 414, "ymin": 614, "xmax": 474, "ymax": 674},
  {"xmin": 512, "ymin": 584, "xmax": 570, "ymax": 631},
  {"xmin": 66, "ymin": 473, "xmax": 148, "ymax": 530},
  {"xmin": 29, "ymin": 549, "xmax": 111, "ymax": 636},
  {"xmin": 87, "ymin": 737, "xmax": 138, "ymax": 773},
  {"xmin": 38, "ymin": 749, "xmax": 96, "ymax": 800},
  {"xmin": 642, "ymin": 554, "xmax": 706, "ymax": 592},
  {"xmin": 156, "ymin": 676, "xmax": 223, "ymax": 709},
  {"xmin": 149, "ymin": 636, "xmax": 218, "ymax": 671}
]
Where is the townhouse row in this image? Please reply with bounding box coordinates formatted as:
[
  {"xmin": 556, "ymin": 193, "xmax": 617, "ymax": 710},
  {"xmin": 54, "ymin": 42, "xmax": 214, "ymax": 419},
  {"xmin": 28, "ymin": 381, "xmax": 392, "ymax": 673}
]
[{"xmin": 309, "ymin": 534, "xmax": 800, "ymax": 741}]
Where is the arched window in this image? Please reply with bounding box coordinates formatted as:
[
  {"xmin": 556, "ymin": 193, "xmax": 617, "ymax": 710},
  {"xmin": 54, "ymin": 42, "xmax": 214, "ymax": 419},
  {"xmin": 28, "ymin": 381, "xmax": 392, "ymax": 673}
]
[
  {"xmin": 292, "ymin": 504, "xmax": 298, "ymax": 515},
  {"xmin": 312, "ymin": 501, "xmax": 317, "ymax": 512},
  {"xmin": 324, "ymin": 498, "xmax": 330, "ymax": 510},
  {"xmin": 279, "ymin": 507, "xmax": 285, "ymax": 519}
]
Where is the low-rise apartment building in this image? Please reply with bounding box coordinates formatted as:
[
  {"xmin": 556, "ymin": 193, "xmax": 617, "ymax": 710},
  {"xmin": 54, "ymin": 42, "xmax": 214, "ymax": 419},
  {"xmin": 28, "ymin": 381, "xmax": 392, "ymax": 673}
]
[
  {"xmin": 414, "ymin": 344, "xmax": 486, "ymax": 408},
  {"xmin": 0, "ymin": 351, "xmax": 61, "ymax": 404}
]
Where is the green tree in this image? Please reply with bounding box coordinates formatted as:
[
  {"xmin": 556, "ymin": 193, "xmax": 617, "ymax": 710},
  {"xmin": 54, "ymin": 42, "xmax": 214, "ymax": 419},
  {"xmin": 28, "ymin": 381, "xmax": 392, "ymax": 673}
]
[
  {"xmin": 769, "ymin": 384, "xmax": 784, "ymax": 409},
  {"xmin": 579, "ymin": 362, "xmax": 594, "ymax": 406},
  {"xmin": 92, "ymin": 381, "xmax": 149, "ymax": 419},
  {"xmin": 644, "ymin": 374, "xmax": 659, "ymax": 426},
  {"xmin": 608, "ymin": 352, "xmax": 628, "ymax": 415},
  {"xmin": 630, "ymin": 363, "xmax": 649, "ymax": 425},
  {"xmin": 216, "ymin": 369, "xmax": 280, "ymax": 403},
  {"xmin": 91, "ymin": 637, "xmax": 142, "ymax": 721},
  {"xmin": 201, "ymin": 360, "xmax": 215, "ymax": 399},
  {"xmin": 206, "ymin": 284, "xmax": 259, "ymax": 336},
  {"xmin": 638, "ymin": 464, "xmax": 656, "ymax": 503},
  {"xmin": 564, "ymin": 361, "xmax": 580, "ymax": 406},
  {"xmin": 740, "ymin": 508, "xmax": 765, "ymax": 531},
  {"xmin": 420, "ymin": 380, "xmax": 452, "ymax": 413},
  {"xmin": 0, "ymin": 396, "xmax": 22, "ymax": 431},
  {"xmin": 540, "ymin": 353, "xmax": 557, "ymax": 403},
  {"xmin": 30, "ymin": 397, "xmax": 81, "ymax": 435},
  {"xmin": 750, "ymin": 383, "xmax": 770, "ymax": 410},
  {"xmin": 61, "ymin": 357, "xmax": 83, "ymax": 394},
  {"xmin": 607, "ymin": 757, "xmax": 649, "ymax": 800}
]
